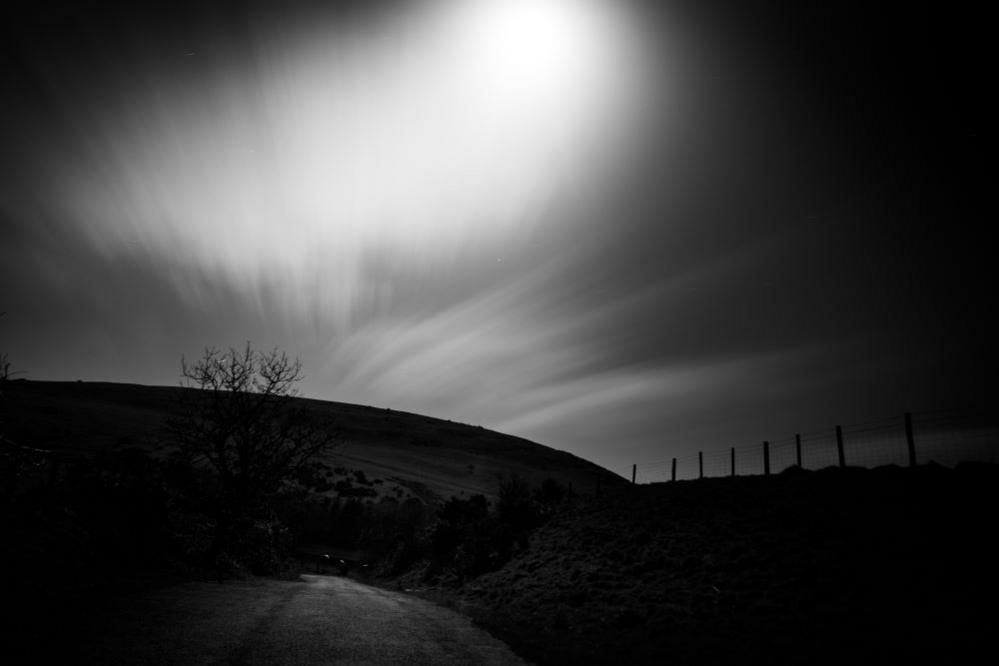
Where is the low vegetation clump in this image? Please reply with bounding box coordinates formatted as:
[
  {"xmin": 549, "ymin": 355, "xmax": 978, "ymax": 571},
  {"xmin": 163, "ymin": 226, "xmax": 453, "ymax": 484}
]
[{"xmin": 416, "ymin": 476, "xmax": 565, "ymax": 584}]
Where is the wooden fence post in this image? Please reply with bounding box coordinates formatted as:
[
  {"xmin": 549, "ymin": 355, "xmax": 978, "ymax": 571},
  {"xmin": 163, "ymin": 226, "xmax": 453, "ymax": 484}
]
[
  {"xmin": 836, "ymin": 425, "xmax": 845, "ymax": 467},
  {"xmin": 698, "ymin": 451, "xmax": 704, "ymax": 479},
  {"xmin": 905, "ymin": 412, "xmax": 917, "ymax": 467},
  {"xmin": 671, "ymin": 457, "xmax": 677, "ymax": 482},
  {"xmin": 631, "ymin": 464, "xmax": 637, "ymax": 484},
  {"xmin": 763, "ymin": 441, "xmax": 770, "ymax": 475},
  {"xmin": 795, "ymin": 433, "xmax": 802, "ymax": 468},
  {"xmin": 730, "ymin": 447, "xmax": 736, "ymax": 477}
]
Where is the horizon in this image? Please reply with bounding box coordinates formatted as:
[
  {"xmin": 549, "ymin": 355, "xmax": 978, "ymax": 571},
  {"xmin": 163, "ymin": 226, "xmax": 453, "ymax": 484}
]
[{"xmin": 1, "ymin": 0, "xmax": 992, "ymax": 476}]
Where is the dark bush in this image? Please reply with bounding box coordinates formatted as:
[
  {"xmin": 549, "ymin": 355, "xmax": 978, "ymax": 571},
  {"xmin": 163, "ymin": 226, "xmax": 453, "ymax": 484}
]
[
  {"xmin": 1, "ymin": 448, "xmax": 184, "ymax": 596},
  {"xmin": 498, "ymin": 474, "xmax": 542, "ymax": 549},
  {"xmin": 419, "ymin": 478, "xmax": 562, "ymax": 582},
  {"xmin": 431, "ymin": 495, "xmax": 489, "ymax": 562},
  {"xmin": 294, "ymin": 463, "xmax": 334, "ymax": 492},
  {"xmin": 536, "ymin": 477, "xmax": 567, "ymax": 506},
  {"xmin": 226, "ymin": 515, "xmax": 292, "ymax": 575}
]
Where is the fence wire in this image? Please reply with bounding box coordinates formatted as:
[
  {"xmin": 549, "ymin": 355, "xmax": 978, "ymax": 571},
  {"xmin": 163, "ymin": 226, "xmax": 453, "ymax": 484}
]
[{"xmin": 632, "ymin": 410, "xmax": 998, "ymax": 483}]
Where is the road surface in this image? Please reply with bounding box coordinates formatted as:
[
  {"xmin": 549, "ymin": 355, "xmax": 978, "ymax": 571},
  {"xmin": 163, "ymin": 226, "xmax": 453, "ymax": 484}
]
[{"xmin": 74, "ymin": 574, "xmax": 527, "ymax": 665}]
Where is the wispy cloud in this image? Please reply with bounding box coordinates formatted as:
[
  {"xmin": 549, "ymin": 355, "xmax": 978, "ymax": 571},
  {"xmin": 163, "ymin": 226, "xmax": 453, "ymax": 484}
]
[{"xmin": 18, "ymin": 0, "xmax": 648, "ymax": 331}]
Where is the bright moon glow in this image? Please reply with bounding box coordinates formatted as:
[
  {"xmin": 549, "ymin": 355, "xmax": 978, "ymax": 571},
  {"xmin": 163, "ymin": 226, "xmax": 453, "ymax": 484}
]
[
  {"xmin": 60, "ymin": 0, "xmax": 651, "ymax": 323},
  {"xmin": 443, "ymin": 0, "xmax": 617, "ymax": 96}
]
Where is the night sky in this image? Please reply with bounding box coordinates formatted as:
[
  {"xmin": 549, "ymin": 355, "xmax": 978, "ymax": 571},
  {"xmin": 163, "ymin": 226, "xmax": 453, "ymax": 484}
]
[{"xmin": 1, "ymin": 0, "xmax": 990, "ymax": 475}]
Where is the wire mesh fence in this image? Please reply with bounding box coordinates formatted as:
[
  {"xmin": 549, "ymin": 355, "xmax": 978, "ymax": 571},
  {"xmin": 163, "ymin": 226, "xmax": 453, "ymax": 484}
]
[{"xmin": 626, "ymin": 409, "xmax": 998, "ymax": 483}]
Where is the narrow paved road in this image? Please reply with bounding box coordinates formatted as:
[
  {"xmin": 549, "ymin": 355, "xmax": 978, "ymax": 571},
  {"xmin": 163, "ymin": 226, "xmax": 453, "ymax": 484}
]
[{"xmin": 76, "ymin": 575, "xmax": 527, "ymax": 665}]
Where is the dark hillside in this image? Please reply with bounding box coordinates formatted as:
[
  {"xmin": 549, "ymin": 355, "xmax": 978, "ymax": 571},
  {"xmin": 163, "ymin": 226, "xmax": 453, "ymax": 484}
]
[
  {"xmin": 2, "ymin": 380, "xmax": 623, "ymax": 501},
  {"xmin": 420, "ymin": 463, "xmax": 997, "ymax": 665}
]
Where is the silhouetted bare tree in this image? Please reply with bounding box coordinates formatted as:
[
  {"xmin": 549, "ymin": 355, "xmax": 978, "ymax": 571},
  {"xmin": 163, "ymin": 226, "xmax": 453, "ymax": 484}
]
[{"xmin": 169, "ymin": 343, "xmax": 338, "ymax": 511}]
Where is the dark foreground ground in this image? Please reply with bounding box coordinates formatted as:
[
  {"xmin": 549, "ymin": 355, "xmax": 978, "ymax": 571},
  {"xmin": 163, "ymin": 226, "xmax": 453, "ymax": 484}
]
[
  {"xmin": 390, "ymin": 463, "xmax": 997, "ymax": 665},
  {"xmin": 4, "ymin": 462, "xmax": 996, "ymax": 665}
]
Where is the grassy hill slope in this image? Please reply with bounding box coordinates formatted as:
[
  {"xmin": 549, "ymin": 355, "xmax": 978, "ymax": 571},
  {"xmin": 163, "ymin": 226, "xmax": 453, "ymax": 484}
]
[{"xmin": 2, "ymin": 379, "xmax": 623, "ymax": 502}]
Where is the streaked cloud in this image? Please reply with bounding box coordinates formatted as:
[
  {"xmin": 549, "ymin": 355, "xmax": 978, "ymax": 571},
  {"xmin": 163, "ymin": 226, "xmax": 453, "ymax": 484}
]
[{"xmin": 22, "ymin": 0, "xmax": 651, "ymax": 330}]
